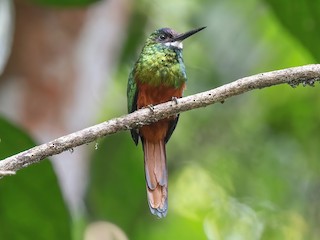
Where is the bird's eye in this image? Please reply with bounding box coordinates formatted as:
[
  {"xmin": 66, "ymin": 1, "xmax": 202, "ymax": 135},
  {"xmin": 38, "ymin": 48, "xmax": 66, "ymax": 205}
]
[{"xmin": 159, "ymin": 34, "xmax": 167, "ymax": 41}]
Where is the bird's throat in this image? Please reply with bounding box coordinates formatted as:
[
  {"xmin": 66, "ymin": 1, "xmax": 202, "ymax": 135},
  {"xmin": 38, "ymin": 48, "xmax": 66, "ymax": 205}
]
[{"xmin": 164, "ymin": 41, "xmax": 183, "ymax": 49}]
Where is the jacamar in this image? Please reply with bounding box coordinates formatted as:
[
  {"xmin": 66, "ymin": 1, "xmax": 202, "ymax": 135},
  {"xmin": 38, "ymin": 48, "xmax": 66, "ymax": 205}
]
[{"xmin": 127, "ymin": 26, "xmax": 206, "ymax": 218}]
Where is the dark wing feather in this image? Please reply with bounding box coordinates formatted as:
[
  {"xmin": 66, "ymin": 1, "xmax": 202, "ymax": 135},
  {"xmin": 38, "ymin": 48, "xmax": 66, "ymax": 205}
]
[
  {"xmin": 127, "ymin": 69, "xmax": 139, "ymax": 145},
  {"xmin": 164, "ymin": 114, "xmax": 180, "ymax": 144}
]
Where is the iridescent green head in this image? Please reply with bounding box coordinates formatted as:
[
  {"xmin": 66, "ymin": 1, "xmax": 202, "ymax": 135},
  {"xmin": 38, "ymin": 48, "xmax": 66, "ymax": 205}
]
[{"xmin": 144, "ymin": 26, "xmax": 206, "ymax": 50}]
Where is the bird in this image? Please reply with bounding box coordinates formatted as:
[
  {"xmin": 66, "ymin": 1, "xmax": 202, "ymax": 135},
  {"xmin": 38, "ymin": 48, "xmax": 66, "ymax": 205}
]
[{"xmin": 127, "ymin": 26, "xmax": 206, "ymax": 218}]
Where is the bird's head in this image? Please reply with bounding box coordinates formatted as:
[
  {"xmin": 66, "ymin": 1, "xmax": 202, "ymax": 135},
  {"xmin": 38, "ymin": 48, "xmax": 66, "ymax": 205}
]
[{"xmin": 144, "ymin": 26, "xmax": 206, "ymax": 50}]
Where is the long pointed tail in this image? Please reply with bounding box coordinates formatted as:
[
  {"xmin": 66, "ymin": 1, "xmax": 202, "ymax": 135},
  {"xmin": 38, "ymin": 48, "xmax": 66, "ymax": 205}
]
[{"xmin": 143, "ymin": 139, "xmax": 168, "ymax": 218}]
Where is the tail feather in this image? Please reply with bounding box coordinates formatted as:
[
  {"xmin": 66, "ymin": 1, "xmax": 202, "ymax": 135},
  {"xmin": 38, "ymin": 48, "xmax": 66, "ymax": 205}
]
[{"xmin": 143, "ymin": 140, "xmax": 168, "ymax": 218}]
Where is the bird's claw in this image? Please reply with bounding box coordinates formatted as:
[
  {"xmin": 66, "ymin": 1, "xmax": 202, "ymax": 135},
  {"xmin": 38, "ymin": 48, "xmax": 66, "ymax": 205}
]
[
  {"xmin": 147, "ymin": 104, "xmax": 154, "ymax": 112},
  {"xmin": 172, "ymin": 96, "xmax": 178, "ymax": 104}
]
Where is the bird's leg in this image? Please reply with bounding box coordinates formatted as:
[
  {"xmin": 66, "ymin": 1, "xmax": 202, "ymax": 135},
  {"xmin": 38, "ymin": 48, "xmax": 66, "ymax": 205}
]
[{"xmin": 171, "ymin": 96, "xmax": 178, "ymax": 105}]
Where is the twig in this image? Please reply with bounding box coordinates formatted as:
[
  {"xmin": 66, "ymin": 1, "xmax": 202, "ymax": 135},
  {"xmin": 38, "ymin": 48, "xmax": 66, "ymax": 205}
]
[{"xmin": 0, "ymin": 64, "xmax": 319, "ymax": 176}]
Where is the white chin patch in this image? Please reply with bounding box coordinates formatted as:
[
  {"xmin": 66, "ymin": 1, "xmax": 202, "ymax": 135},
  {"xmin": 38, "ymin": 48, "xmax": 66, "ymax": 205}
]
[{"xmin": 165, "ymin": 41, "xmax": 183, "ymax": 49}]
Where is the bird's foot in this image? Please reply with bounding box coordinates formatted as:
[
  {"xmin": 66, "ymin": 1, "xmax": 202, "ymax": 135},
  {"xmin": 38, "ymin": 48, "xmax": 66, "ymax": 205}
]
[
  {"xmin": 147, "ymin": 104, "xmax": 154, "ymax": 112},
  {"xmin": 171, "ymin": 96, "xmax": 178, "ymax": 104}
]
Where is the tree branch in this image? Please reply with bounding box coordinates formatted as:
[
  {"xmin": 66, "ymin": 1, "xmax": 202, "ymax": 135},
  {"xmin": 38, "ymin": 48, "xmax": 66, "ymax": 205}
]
[{"xmin": 1, "ymin": 64, "xmax": 320, "ymax": 177}]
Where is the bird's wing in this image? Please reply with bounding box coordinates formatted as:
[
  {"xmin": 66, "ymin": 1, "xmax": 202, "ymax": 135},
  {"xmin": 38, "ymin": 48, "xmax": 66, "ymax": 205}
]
[
  {"xmin": 127, "ymin": 69, "xmax": 137, "ymax": 113},
  {"xmin": 164, "ymin": 114, "xmax": 180, "ymax": 144},
  {"xmin": 127, "ymin": 69, "xmax": 139, "ymax": 145}
]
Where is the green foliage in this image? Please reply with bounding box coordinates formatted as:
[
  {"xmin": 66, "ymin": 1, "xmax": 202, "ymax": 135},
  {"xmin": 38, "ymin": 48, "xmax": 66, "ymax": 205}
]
[
  {"xmin": 86, "ymin": 132, "xmax": 146, "ymax": 231},
  {"xmin": 266, "ymin": 0, "xmax": 320, "ymax": 61},
  {"xmin": 0, "ymin": 117, "xmax": 71, "ymax": 239}
]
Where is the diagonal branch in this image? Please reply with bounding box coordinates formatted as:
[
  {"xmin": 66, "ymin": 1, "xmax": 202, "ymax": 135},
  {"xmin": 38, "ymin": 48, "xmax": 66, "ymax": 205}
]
[{"xmin": 1, "ymin": 64, "xmax": 320, "ymax": 177}]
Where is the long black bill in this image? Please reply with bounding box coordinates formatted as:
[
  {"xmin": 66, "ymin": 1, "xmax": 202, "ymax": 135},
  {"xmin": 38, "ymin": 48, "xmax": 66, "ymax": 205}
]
[{"xmin": 173, "ymin": 26, "xmax": 206, "ymax": 42}]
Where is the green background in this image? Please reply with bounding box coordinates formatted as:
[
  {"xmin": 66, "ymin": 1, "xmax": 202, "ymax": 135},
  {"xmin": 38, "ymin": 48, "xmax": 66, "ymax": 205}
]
[{"xmin": 1, "ymin": 0, "xmax": 320, "ymax": 239}]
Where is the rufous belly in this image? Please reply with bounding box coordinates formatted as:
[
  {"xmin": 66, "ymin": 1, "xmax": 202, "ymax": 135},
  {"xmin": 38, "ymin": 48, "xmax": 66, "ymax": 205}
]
[{"xmin": 137, "ymin": 82, "xmax": 185, "ymax": 141}]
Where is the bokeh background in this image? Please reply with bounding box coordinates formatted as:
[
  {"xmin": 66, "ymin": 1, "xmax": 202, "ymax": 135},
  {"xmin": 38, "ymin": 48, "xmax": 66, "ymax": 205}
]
[{"xmin": 0, "ymin": 0, "xmax": 319, "ymax": 239}]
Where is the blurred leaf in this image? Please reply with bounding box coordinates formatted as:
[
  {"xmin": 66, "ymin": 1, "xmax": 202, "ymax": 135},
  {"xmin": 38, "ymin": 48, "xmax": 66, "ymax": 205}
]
[
  {"xmin": 0, "ymin": 117, "xmax": 71, "ymax": 239},
  {"xmin": 134, "ymin": 214, "xmax": 206, "ymax": 240},
  {"xmin": 265, "ymin": 0, "xmax": 320, "ymax": 61},
  {"xmin": 30, "ymin": 0, "xmax": 100, "ymax": 7}
]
